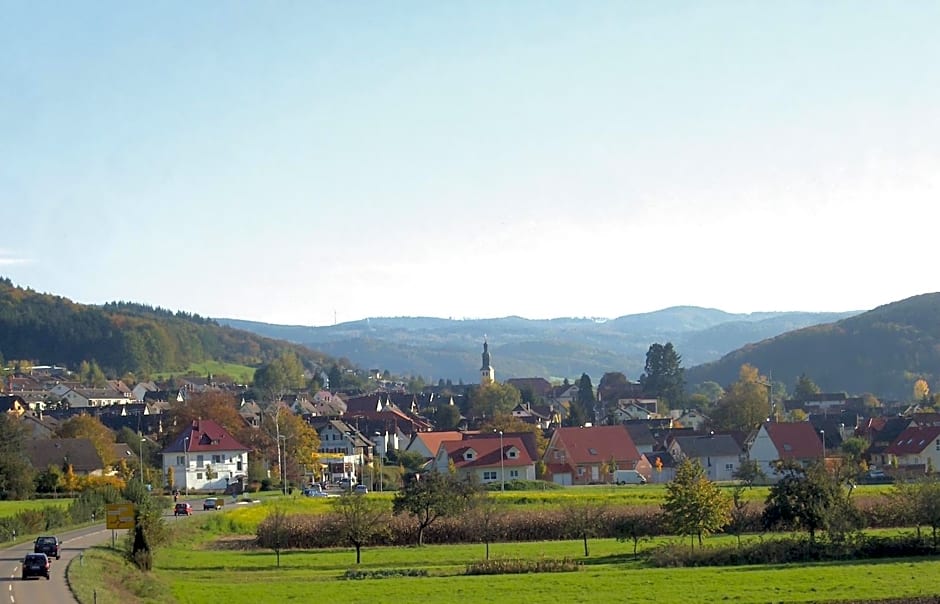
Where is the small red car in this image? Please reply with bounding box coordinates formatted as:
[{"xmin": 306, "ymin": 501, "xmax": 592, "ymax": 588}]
[{"xmin": 174, "ymin": 502, "xmax": 193, "ymax": 516}]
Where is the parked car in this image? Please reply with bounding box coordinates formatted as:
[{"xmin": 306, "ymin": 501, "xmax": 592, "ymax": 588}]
[
  {"xmin": 203, "ymin": 498, "xmax": 223, "ymax": 511},
  {"xmin": 354, "ymin": 484, "xmax": 369, "ymax": 495},
  {"xmin": 338, "ymin": 478, "xmax": 353, "ymax": 490},
  {"xmin": 174, "ymin": 502, "xmax": 193, "ymax": 516},
  {"xmin": 304, "ymin": 486, "xmax": 330, "ymax": 497},
  {"xmin": 22, "ymin": 553, "xmax": 51, "ymax": 580},
  {"xmin": 34, "ymin": 535, "xmax": 61, "ymax": 560}
]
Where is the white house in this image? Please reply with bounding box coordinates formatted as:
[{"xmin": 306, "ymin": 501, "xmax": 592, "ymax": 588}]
[
  {"xmin": 747, "ymin": 421, "xmax": 824, "ymax": 481},
  {"xmin": 161, "ymin": 419, "xmax": 249, "ymax": 493},
  {"xmin": 884, "ymin": 426, "xmax": 940, "ymax": 473},
  {"xmin": 667, "ymin": 434, "xmax": 743, "ymax": 482}
]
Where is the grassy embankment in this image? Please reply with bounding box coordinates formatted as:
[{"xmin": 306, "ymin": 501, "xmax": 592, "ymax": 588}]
[
  {"xmin": 68, "ymin": 485, "xmax": 938, "ymax": 604},
  {"xmin": 152, "ymin": 360, "xmax": 255, "ymax": 384}
]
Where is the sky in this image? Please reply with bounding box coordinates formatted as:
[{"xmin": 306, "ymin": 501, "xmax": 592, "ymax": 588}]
[{"xmin": 2, "ymin": 2, "xmax": 938, "ymax": 326}]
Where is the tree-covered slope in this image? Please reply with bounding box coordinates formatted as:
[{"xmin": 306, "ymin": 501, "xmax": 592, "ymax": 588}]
[
  {"xmin": 0, "ymin": 278, "xmax": 328, "ymax": 376},
  {"xmin": 221, "ymin": 309, "xmax": 858, "ymax": 383},
  {"xmin": 685, "ymin": 293, "xmax": 940, "ymax": 399}
]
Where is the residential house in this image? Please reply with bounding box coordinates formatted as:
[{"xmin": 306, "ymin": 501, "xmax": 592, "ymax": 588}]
[
  {"xmin": 645, "ymin": 450, "xmax": 676, "ymax": 484},
  {"xmin": 161, "ymin": 419, "xmax": 249, "ymax": 493},
  {"xmin": 668, "ymin": 434, "xmax": 743, "ymax": 482},
  {"xmin": 58, "ymin": 387, "xmax": 129, "ymax": 409},
  {"xmin": 543, "ymin": 425, "xmax": 651, "ymax": 486},
  {"xmin": 405, "ymin": 431, "xmax": 465, "ymax": 460},
  {"xmin": 311, "ymin": 419, "xmax": 372, "ymax": 483},
  {"xmin": 747, "ymin": 421, "xmax": 825, "ymax": 481},
  {"xmin": 0, "ymin": 394, "xmax": 27, "ymax": 417},
  {"xmin": 25, "ymin": 438, "xmax": 105, "ymax": 476},
  {"xmin": 883, "ymin": 426, "xmax": 940, "ymax": 474},
  {"xmin": 505, "ymin": 377, "xmax": 554, "ymax": 399},
  {"xmin": 433, "ymin": 434, "xmax": 535, "ymax": 484}
]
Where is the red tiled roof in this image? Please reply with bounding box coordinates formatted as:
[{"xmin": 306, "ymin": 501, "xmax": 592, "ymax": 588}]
[
  {"xmin": 550, "ymin": 425, "xmax": 642, "ymax": 465},
  {"xmin": 162, "ymin": 419, "xmax": 248, "ymax": 454},
  {"xmin": 764, "ymin": 422, "xmax": 824, "ymax": 459},
  {"xmin": 885, "ymin": 426, "xmax": 940, "ymax": 455},
  {"xmin": 440, "ymin": 435, "xmax": 533, "ymax": 469},
  {"xmin": 413, "ymin": 431, "xmax": 464, "ymax": 455}
]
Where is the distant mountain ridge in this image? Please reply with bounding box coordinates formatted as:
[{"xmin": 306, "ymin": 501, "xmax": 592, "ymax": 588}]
[
  {"xmin": 686, "ymin": 293, "xmax": 940, "ymax": 400},
  {"xmin": 219, "ymin": 306, "xmax": 859, "ymax": 384}
]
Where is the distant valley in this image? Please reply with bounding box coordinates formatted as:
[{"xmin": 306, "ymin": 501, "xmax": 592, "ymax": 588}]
[{"xmin": 219, "ymin": 307, "xmax": 859, "ymax": 384}]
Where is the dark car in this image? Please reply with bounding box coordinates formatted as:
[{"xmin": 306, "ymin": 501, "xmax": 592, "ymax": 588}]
[
  {"xmin": 22, "ymin": 553, "xmax": 50, "ymax": 580},
  {"xmin": 174, "ymin": 502, "xmax": 193, "ymax": 516},
  {"xmin": 34, "ymin": 536, "xmax": 61, "ymax": 560}
]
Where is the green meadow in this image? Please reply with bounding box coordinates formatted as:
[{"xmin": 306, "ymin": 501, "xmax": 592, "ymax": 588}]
[{"xmin": 69, "ymin": 488, "xmax": 939, "ymax": 604}]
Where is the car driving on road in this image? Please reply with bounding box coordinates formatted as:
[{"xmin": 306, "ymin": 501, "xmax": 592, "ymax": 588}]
[
  {"xmin": 34, "ymin": 535, "xmax": 61, "ymax": 560},
  {"xmin": 174, "ymin": 502, "xmax": 193, "ymax": 516},
  {"xmin": 22, "ymin": 553, "xmax": 51, "ymax": 580}
]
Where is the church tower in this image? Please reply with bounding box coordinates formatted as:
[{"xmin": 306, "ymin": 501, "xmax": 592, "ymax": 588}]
[{"xmin": 480, "ymin": 338, "xmax": 495, "ymax": 386}]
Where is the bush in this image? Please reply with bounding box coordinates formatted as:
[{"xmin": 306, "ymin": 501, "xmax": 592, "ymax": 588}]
[
  {"xmin": 465, "ymin": 558, "xmax": 580, "ymax": 575},
  {"xmin": 341, "ymin": 568, "xmax": 429, "ymax": 580}
]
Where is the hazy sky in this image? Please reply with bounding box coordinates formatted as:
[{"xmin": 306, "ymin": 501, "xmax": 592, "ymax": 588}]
[{"xmin": 2, "ymin": 2, "xmax": 938, "ymax": 326}]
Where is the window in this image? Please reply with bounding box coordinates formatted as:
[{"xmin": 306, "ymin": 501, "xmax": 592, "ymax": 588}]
[
  {"xmin": 577, "ymin": 467, "xmax": 585, "ymax": 476},
  {"xmin": 725, "ymin": 464, "xmax": 734, "ymax": 471},
  {"xmin": 509, "ymin": 470, "xmax": 519, "ymax": 478},
  {"xmin": 196, "ymin": 472, "xmax": 203, "ymax": 480},
  {"xmin": 176, "ymin": 456, "xmax": 184, "ymax": 465},
  {"xmin": 508, "ymin": 450, "xmax": 517, "ymax": 458},
  {"xmin": 212, "ymin": 455, "xmax": 222, "ymax": 464},
  {"xmin": 483, "ymin": 471, "xmax": 497, "ymax": 481},
  {"xmin": 196, "ymin": 454, "xmax": 204, "ymax": 467}
]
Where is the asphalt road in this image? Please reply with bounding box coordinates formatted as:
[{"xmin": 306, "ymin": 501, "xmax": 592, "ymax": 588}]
[
  {"xmin": 0, "ymin": 523, "xmax": 116, "ymax": 604},
  {"xmin": 0, "ymin": 501, "xmax": 219, "ymax": 604}
]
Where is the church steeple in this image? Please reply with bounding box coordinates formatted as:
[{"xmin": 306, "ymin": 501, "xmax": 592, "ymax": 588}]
[{"xmin": 480, "ymin": 338, "xmax": 494, "ymax": 385}]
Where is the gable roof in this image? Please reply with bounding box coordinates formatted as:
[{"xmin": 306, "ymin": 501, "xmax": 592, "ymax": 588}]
[
  {"xmin": 550, "ymin": 425, "xmax": 642, "ymax": 464},
  {"xmin": 24, "ymin": 438, "xmax": 104, "ymax": 473},
  {"xmin": 763, "ymin": 421, "xmax": 824, "ymax": 459},
  {"xmin": 162, "ymin": 419, "xmax": 248, "ymax": 454},
  {"xmin": 505, "ymin": 378, "xmax": 554, "ymax": 397},
  {"xmin": 672, "ymin": 434, "xmax": 743, "ymax": 458},
  {"xmin": 885, "ymin": 426, "xmax": 940, "ymax": 455},
  {"xmin": 409, "ymin": 431, "xmax": 464, "ymax": 457},
  {"xmin": 439, "ymin": 435, "xmax": 533, "ymax": 469}
]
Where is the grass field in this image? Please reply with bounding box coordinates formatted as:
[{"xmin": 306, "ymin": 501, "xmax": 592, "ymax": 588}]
[
  {"xmin": 71, "ymin": 519, "xmax": 940, "ymax": 604},
  {"xmin": 0, "ymin": 498, "xmax": 72, "ymax": 518},
  {"xmin": 152, "ymin": 360, "xmax": 255, "ymax": 384}
]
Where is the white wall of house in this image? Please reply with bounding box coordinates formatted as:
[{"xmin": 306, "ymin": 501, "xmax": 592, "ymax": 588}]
[
  {"xmin": 464, "ymin": 465, "xmax": 535, "ymax": 484},
  {"xmin": 162, "ymin": 450, "xmax": 247, "ymax": 492},
  {"xmin": 890, "ymin": 440, "xmax": 940, "ymax": 471},
  {"xmin": 747, "ymin": 426, "xmax": 783, "ymax": 479}
]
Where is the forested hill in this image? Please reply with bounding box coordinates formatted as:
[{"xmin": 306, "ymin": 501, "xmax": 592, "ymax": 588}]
[
  {"xmin": 684, "ymin": 293, "xmax": 940, "ymax": 400},
  {"xmin": 0, "ymin": 278, "xmax": 329, "ymax": 377},
  {"xmin": 221, "ymin": 307, "xmax": 859, "ymax": 383}
]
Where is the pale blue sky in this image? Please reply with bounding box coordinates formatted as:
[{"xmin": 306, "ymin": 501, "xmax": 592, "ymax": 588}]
[{"xmin": 2, "ymin": 2, "xmax": 938, "ymax": 325}]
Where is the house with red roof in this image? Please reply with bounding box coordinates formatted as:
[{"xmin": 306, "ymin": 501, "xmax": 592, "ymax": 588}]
[
  {"xmin": 405, "ymin": 431, "xmax": 465, "ymax": 459},
  {"xmin": 747, "ymin": 421, "xmax": 825, "ymax": 481},
  {"xmin": 161, "ymin": 419, "xmax": 249, "ymax": 493},
  {"xmin": 433, "ymin": 434, "xmax": 535, "ymax": 485},
  {"xmin": 884, "ymin": 426, "xmax": 940, "ymax": 473},
  {"xmin": 542, "ymin": 425, "xmax": 651, "ymax": 486}
]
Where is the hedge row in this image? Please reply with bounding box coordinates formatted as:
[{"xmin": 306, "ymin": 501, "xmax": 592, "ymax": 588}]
[{"xmin": 255, "ymin": 495, "xmax": 921, "ymax": 550}]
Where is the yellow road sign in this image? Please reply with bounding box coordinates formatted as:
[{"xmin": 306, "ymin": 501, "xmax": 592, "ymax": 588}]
[{"xmin": 106, "ymin": 503, "xmax": 135, "ymax": 530}]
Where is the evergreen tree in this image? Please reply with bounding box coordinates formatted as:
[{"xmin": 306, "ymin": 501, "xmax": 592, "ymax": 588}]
[
  {"xmin": 640, "ymin": 343, "xmax": 685, "ymax": 406},
  {"xmin": 793, "ymin": 373, "xmax": 821, "ymax": 400}
]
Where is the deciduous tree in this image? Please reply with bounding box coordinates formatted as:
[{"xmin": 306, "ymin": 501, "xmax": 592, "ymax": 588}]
[
  {"xmin": 469, "ymin": 383, "xmax": 521, "ymax": 420},
  {"xmin": 335, "ymin": 491, "xmax": 389, "ymax": 564},
  {"xmin": 762, "ymin": 461, "xmax": 859, "ymax": 543},
  {"xmin": 392, "ymin": 472, "xmax": 473, "ymax": 546},
  {"xmin": 56, "ymin": 414, "xmax": 117, "ymax": 469},
  {"xmin": 710, "ymin": 364, "xmax": 772, "ymax": 432},
  {"xmin": 662, "ymin": 458, "xmax": 730, "ymax": 548}
]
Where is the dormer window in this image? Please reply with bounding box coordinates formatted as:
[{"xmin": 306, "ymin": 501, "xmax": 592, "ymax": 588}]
[{"xmin": 464, "ymin": 448, "xmax": 477, "ymax": 461}]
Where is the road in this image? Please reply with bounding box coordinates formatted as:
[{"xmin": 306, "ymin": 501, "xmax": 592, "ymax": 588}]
[
  {"xmin": 0, "ymin": 501, "xmax": 219, "ymax": 604},
  {"xmin": 0, "ymin": 523, "xmax": 116, "ymax": 604}
]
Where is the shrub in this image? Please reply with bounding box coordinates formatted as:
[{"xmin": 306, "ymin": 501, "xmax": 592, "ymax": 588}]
[
  {"xmin": 341, "ymin": 568, "xmax": 429, "ymax": 580},
  {"xmin": 465, "ymin": 558, "xmax": 580, "ymax": 575}
]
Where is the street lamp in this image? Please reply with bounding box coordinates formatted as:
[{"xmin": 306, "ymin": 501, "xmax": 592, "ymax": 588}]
[
  {"xmin": 278, "ymin": 434, "xmax": 288, "ymax": 495},
  {"xmin": 820, "ymin": 430, "xmax": 826, "ymax": 459},
  {"xmin": 139, "ymin": 437, "xmax": 146, "ymax": 487},
  {"xmin": 498, "ymin": 430, "xmax": 505, "ymax": 492}
]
